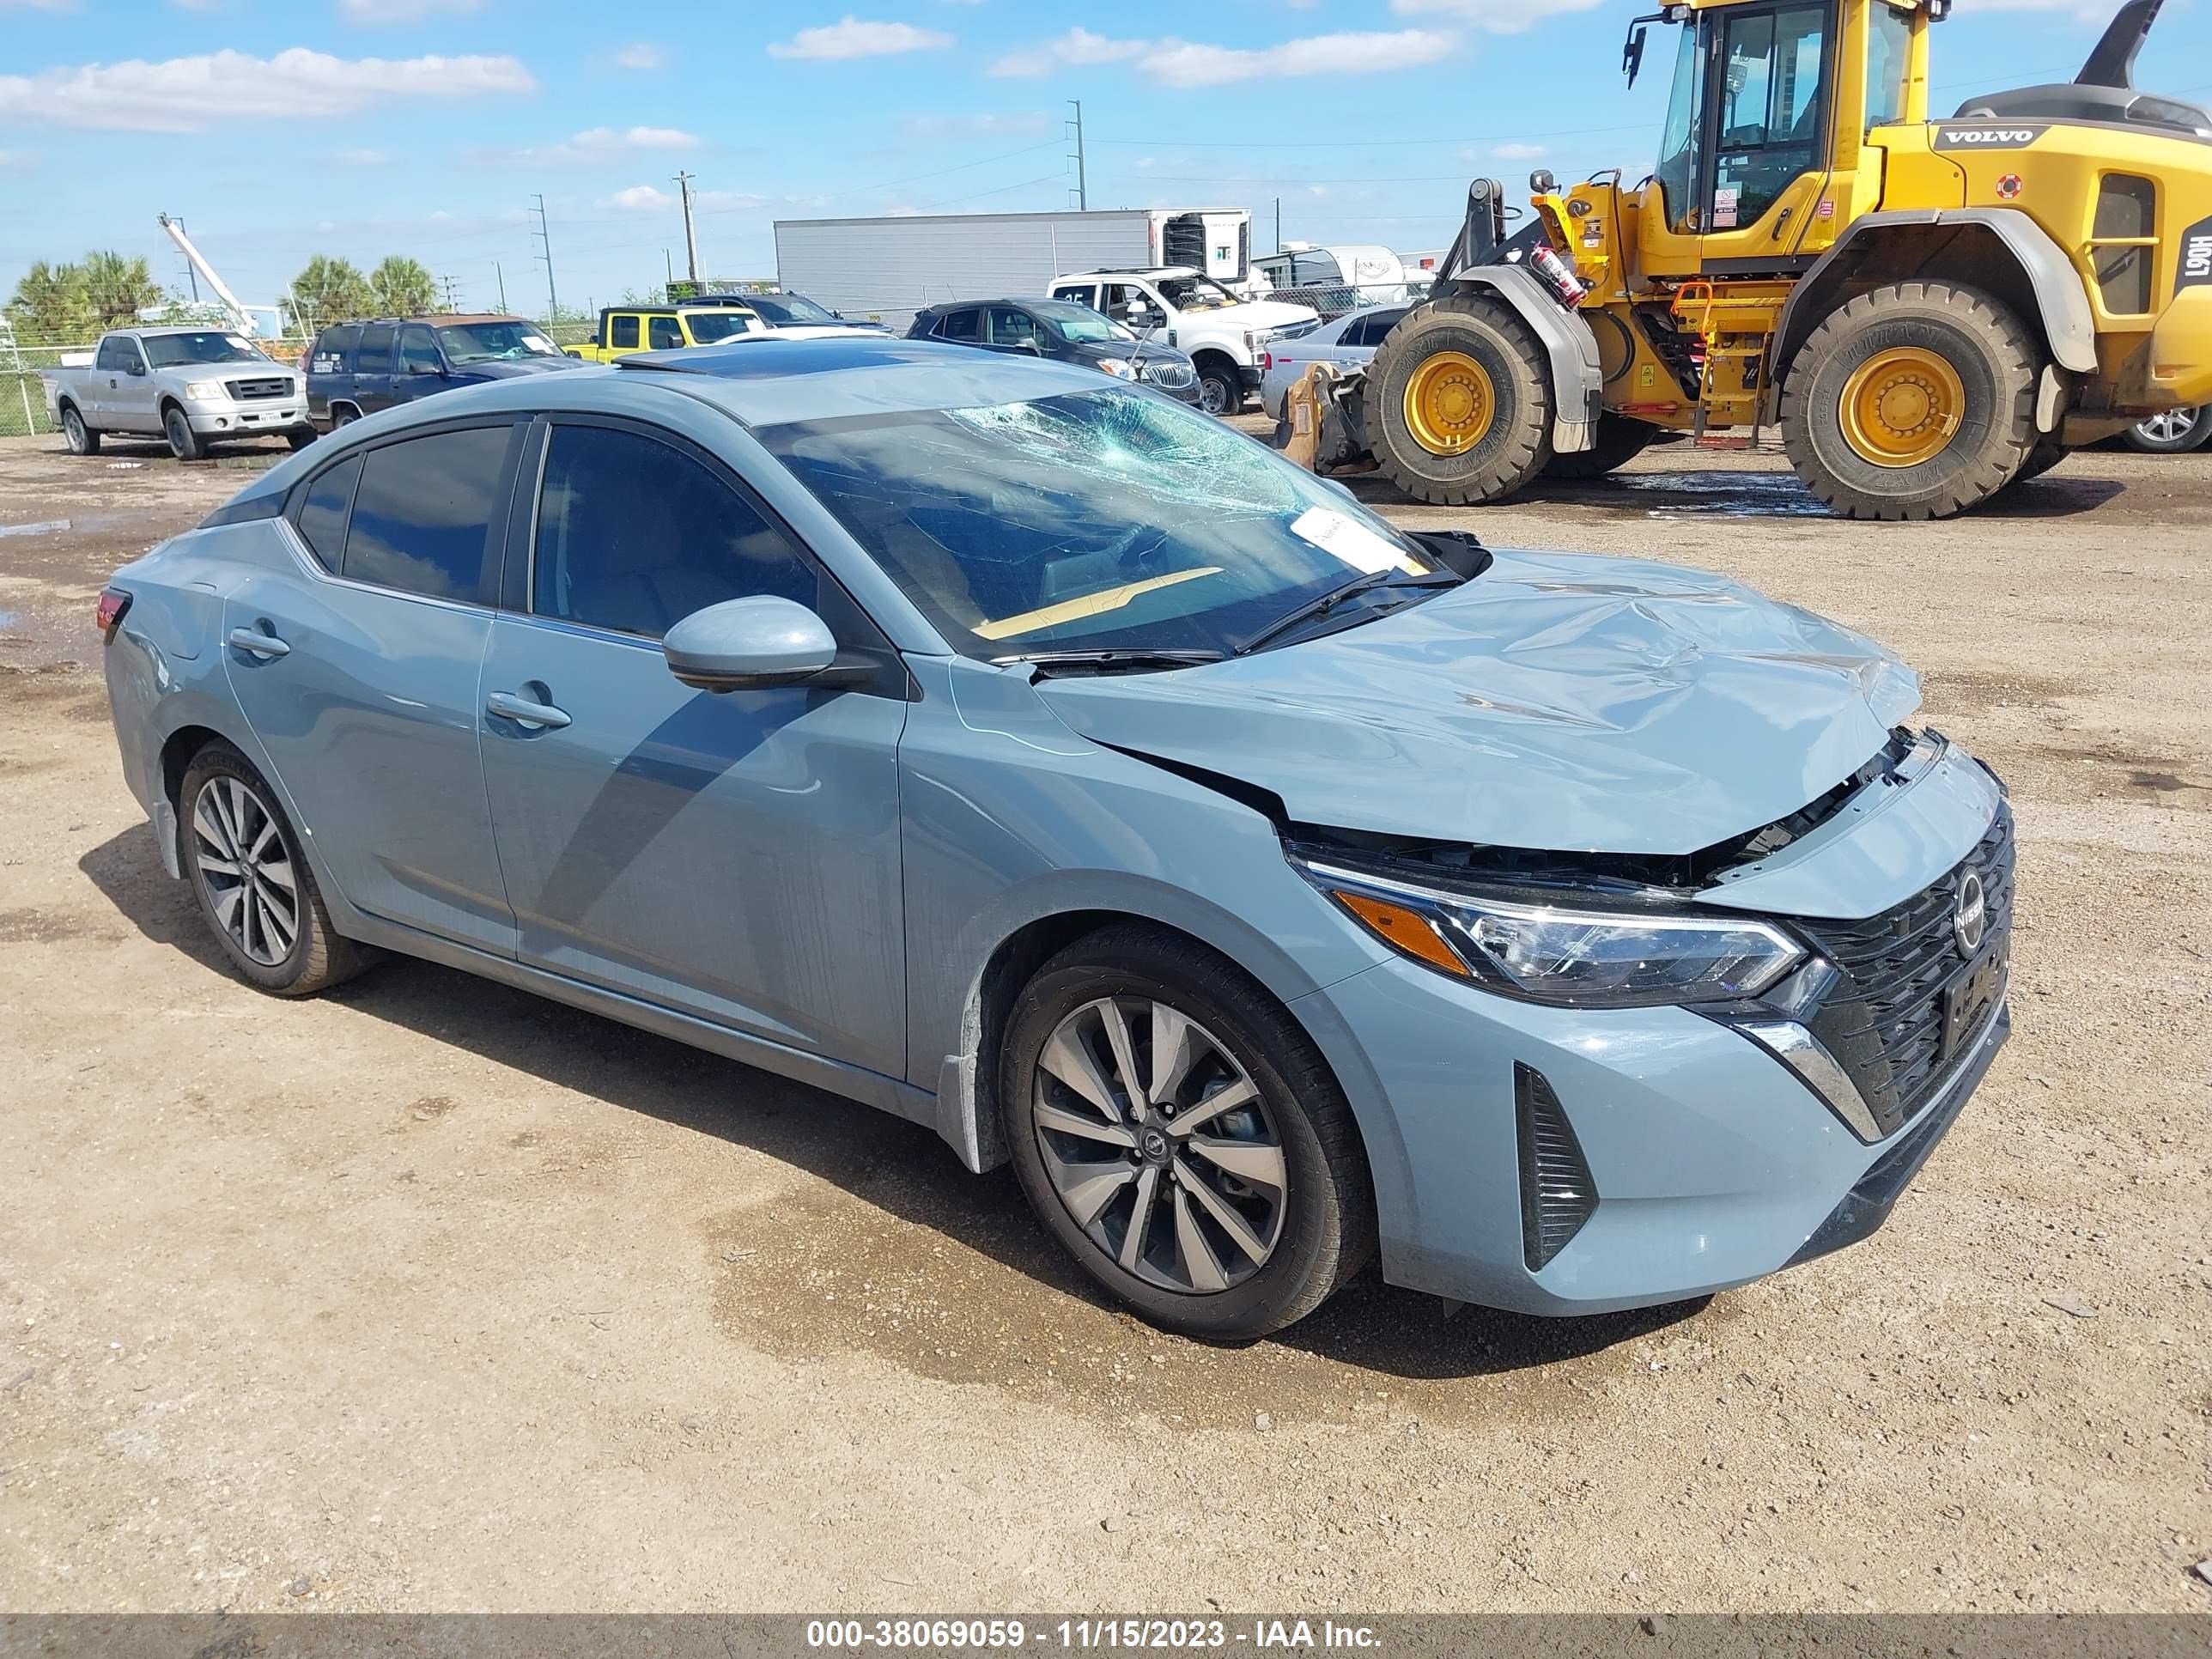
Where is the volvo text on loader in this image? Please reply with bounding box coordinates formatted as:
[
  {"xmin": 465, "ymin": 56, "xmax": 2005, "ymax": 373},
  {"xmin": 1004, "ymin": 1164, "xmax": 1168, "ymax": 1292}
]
[{"xmin": 1328, "ymin": 0, "xmax": 2212, "ymax": 520}]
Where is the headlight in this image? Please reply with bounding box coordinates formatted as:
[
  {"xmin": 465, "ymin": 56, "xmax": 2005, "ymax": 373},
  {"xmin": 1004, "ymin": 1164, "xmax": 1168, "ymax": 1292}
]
[
  {"xmin": 184, "ymin": 381, "xmax": 228, "ymax": 401},
  {"xmin": 1096, "ymin": 357, "xmax": 1137, "ymax": 380},
  {"xmin": 1297, "ymin": 858, "xmax": 1804, "ymax": 1008}
]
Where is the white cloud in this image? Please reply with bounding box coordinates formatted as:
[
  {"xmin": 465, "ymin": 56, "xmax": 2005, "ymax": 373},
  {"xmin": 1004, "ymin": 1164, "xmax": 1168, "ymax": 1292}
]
[
  {"xmin": 337, "ymin": 0, "xmax": 485, "ymax": 22},
  {"xmin": 614, "ymin": 42, "xmax": 665, "ymax": 70},
  {"xmin": 603, "ymin": 185, "xmax": 674, "ymax": 210},
  {"xmin": 768, "ymin": 17, "xmax": 954, "ymax": 60},
  {"xmin": 898, "ymin": 110, "xmax": 1051, "ymax": 138},
  {"xmin": 1492, "ymin": 141, "xmax": 1547, "ymax": 160},
  {"xmin": 991, "ymin": 27, "xmax": 1452, "ymax": 86},
  {"xmin": 499, "ymin": 125, "xmax": 698, "ymax": 164},
  {"xmin": 330, "ymin": 146, "xmax": 388, "ymax": 164},
  {"xmin": 0, "ymin": 47, "xmax": 534, "ymax": 132},
  {"xmin": 0, "ymin": 0, "xmax": 76, "ymax": 10},
  {"xmin": 1389, "ymin": 0, "xmax": 1603, "ymax": 29},
  {"xmin": 0, "ymin": 147, "xmax": 36, "ymax": 167}
]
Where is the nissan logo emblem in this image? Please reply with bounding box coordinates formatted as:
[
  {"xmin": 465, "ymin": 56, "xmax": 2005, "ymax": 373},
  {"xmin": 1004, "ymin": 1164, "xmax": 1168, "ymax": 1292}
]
[{"xmin": 1954, "ymin": 872, "xmax": 1987, "ymax": 956}]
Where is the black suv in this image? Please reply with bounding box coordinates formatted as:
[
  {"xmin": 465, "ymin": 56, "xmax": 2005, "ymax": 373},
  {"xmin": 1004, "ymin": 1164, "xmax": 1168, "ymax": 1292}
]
[
  {"xmin": 305, "ymin": 313, "xmax": 578, "ymax": 429},
  {"xmin": 906, "ymin": 297, "xmax": 1201, "ymax": 404}
]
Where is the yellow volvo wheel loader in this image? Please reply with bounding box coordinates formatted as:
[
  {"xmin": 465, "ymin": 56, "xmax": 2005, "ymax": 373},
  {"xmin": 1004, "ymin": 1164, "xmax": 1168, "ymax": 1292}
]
[{"xmin": 1340, "ymin": 0, "xmax": 2212, "ymax": 520}]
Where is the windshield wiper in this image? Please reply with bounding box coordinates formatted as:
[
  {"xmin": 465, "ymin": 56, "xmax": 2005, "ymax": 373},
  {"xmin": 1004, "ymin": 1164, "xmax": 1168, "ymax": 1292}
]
[
  {"xmin": 1235, "ymin": 568, "xmax": 1462, "ymax": 657},
  {"xmin": 996, "ymin": 647, "xmax": 1226, "ymax": 678}
]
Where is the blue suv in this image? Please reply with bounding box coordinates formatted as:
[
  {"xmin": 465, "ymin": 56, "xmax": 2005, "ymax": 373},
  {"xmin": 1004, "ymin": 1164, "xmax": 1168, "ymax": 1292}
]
[{"xmin": 305, "ymin": 313, "xmax": 578, "ymax": 430}]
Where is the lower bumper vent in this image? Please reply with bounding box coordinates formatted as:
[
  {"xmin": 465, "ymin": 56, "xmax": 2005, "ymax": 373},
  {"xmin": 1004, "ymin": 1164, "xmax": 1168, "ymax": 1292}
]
[{"xmin": 1516, "ymin": 1063, "xmax": 1597, "ymax": 1271}]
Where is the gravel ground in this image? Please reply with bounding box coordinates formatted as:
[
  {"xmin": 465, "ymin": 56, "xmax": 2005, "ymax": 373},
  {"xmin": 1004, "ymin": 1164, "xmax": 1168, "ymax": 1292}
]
[{"xmin": 0, "ymin": 426, "xmax": 2207, "ymax": 1614}]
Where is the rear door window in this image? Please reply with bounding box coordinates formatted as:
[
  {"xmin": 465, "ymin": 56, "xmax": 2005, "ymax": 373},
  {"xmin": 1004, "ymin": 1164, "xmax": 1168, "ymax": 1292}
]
[
  {"xmin": 290, "ymin": 456, "xmax": 361, "ymax": 570},
  {"xmin": 356, "ymin": 325, "xmax": 395, "ymax": 374},
  {"xmin": 611, "ymin": 314, "xmax": 641, "ymax": 349},
  {"xmin": 310, "ymin": 325, "xmax": 359, "ymax": 374},
  {"xmin": 341, "ymin": 426, "xmax": 515, "ymax": 601},
  {"xmin": 933, "ymin": 308, "xmax": 981, "ymax": 343}
]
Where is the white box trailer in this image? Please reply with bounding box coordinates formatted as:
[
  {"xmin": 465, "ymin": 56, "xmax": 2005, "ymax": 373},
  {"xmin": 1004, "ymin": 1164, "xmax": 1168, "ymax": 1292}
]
[{"xmin": 773, "ymin": 207, "xmax": 1253, "ymax": 334}]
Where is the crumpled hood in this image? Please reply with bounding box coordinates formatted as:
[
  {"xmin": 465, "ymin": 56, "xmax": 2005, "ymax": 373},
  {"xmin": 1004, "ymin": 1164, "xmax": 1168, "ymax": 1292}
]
[
  {"xmin": 1204, "ymin": 299, "xmax": 1316, "ymax": 333},
  {"xmin": 1033, "ymin": 550, "xmax": 1922, "ymax": 855}
]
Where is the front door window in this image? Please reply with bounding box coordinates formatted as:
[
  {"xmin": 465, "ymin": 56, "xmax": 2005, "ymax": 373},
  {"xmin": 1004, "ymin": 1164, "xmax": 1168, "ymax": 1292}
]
[{"xmin": 1709, "ymin": 5, "xmax": 1828, "ymax": 231}]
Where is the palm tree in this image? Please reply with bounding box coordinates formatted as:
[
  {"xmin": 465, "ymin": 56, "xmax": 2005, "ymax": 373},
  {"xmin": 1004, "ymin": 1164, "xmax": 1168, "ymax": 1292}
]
[
  {"xmin": 370, "ymin": 255, "xmax": 437, "ymax": 318},
  {"xmin": 78, "ymin": 252, "xmax": 162, "ymax": 330},
  {"xmin": 4, "ymin": 262, "xmax": 94, "ymax": 343},
  {"xmin": 289, "ymin": 256, "xmax": 375, "ymax": 331}
]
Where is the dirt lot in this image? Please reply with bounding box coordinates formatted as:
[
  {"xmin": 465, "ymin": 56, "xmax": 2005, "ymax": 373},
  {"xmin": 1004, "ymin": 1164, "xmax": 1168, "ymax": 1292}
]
[{"xmin": 1, "ymin": 426, "xmax": 2207, "ymax": 1614}]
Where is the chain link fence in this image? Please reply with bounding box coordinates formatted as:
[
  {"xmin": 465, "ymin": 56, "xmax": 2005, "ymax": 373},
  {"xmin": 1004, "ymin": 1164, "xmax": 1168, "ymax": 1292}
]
[{"xmin": 1252, "ymin": 280, "xmax": 1435, "ymax": 323}]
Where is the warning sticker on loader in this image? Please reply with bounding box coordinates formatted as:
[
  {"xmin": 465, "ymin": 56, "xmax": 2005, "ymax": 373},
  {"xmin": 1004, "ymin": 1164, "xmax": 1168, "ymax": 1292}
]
[{"xmin": 1713, "ymin": 185, "xmax": 1740, "ymax": 229}]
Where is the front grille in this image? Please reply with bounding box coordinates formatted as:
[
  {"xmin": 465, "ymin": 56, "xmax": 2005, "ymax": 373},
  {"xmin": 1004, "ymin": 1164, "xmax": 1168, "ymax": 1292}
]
[
  {"xmin": 1797, "ymin": 804, "xmax": 2015, "ymax": 1139},
  {"xmin": 1140, "ymin": 362, "xmax": 1195, "ymax": 389},
  {"xmin": 227, "ymin": 377, "xmax": 293, "ymax": 401},
  {"xmin": 1516, "ymin": 1063, "xmax": 1597, "ymax": 1270}
]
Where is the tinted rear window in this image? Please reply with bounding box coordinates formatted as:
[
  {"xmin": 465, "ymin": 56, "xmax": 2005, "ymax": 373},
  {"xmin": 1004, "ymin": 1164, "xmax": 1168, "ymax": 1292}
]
[
  {"xmin": 310, "ymin": 325, "xmax": 360, "ymax": 374},
  {"xmin": 341, "ymin": 426, "xmax": 513, "ymax": 600},
  {"xmin": 293, "ymin": 456, "xmax": 360, "ymax": 569}
]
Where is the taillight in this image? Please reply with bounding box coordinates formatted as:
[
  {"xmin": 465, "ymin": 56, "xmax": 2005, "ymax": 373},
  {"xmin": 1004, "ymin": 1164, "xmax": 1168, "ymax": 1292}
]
[
  {"xmin": 95, "ymin": 586, "xmax": 131, "ymax": 640},
  {"xmin": 1260, "ymin": 351, "xmax": 1273, "ymax": 372}
]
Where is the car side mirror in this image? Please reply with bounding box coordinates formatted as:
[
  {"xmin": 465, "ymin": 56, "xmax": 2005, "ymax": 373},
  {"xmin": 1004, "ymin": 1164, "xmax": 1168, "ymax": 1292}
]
[
  {"xmin": 130, "ymin": 362, "xmax": 148, "ymax": 377},
  {"xmin": 663, "ymin": 596, "xmax": 858, "ymax": 693}
]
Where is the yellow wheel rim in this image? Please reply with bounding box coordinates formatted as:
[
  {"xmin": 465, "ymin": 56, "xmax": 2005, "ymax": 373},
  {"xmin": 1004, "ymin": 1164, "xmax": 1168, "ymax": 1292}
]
[
  {"xmin": 1838, "ymin": 346, "xmax": 1966, "ymax": 469},
  {"xmin": 1402, "ymin": 350, "xmax": 1495, "ymax": 455}
]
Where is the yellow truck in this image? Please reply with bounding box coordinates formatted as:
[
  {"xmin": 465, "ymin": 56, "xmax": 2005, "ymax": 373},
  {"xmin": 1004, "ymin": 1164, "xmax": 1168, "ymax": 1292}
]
[
  {"xmin": 1323, "ymin": 0, "xmax": 2212, "ymax": 520},
  {"xmin": 563, "ymin": 299, "xmax": 764, "ymax": 363}
]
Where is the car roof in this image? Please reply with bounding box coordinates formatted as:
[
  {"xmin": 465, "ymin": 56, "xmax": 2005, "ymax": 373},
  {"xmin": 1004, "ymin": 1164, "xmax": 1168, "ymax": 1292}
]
[
  {"xmin": 1054, "ymin": 267, "xmax": 1201, "ymax": 283},
  {"xmin": 319, "ymin": 314, "xmax": 529, "ymax": 330},
  {"xmin": 622, "ymin": 335, "xmax": 1109, "ymax": 424}
]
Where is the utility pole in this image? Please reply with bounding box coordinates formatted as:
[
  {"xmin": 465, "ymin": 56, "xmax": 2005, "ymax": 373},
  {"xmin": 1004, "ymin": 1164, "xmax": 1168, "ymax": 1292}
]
[
  {"xmin": 664, "ymin": 247, "xmax": 674, "ymax": 293},
  {"xmin": 673, "ymin": 171, "xmax": 701, "ymax": 284},
  {"xmin": 1066, "ymin": 100, "xmax": 1088, "ymax": 211},
  {"xmin": 494, "ymin": 261, "xmax": 508, "ymax": 313},
  {"xmin": 440, "ymin": 274, "xmax": 460, "ymax": 312},
  {"xmin": 532, "ymin": 192, "xmax": 559, "ymax": 319},
  {"xmin": 1275, "ymin": 197, "xmax": 1282, "ymax": 252}
]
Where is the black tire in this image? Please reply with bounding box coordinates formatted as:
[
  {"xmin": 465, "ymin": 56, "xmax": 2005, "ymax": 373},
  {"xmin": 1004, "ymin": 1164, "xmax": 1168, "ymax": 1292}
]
[
  {"xmin": 1780, "ymin": 281, "xmax": 2039, "ymax": 520},
  {"xmin": 2121, "ymin": 406, "xmax": 2212, "ymax": 453},
  {"xmin": 285, "ymin": 427, "xmax": 317, "ymax": 452},
  {"xmin": 331, "ymin": 404, "xmax": 361, "ymax": 429},
  {"xmin": 178, "ymin": 743, "xmax": 364, "ymax": 997},
  {"xmin": 1541, "ymin": 413, "xmax": 1659, "ymax": 482},
  {"xmin": 60, "ymin": 404, "xmax": 100, "ymax": 456},
  {"xmin": 1195, "ymin": 361, "xmax": 1243, "ymax": 416},
  {"xmin": 162, "ymin": 404, "xmax": 206, "ymax": 462},
  {"xmin": 1000, "ymin": 923, "xmax": 1375, "ymax": 1341},
  {"xmin": 1365, "ymin": 293, "xmax": 1553, "ymax": 506}
]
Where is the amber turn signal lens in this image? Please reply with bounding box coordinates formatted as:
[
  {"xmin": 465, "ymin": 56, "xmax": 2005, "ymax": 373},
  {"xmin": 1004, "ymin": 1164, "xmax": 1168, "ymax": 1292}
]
[{"xmin": 1333, "ymin": 890, "xmax": 1472, "ymax": 978}]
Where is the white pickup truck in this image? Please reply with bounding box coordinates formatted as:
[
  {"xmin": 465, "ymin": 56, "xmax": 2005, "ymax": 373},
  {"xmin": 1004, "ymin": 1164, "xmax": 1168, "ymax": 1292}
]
[
  {"xmin": 43, "ymin": 326, "xmax": 313, "ymax": 460},
  {"xmin": 1047, "ymin": 267, "xmax": 1318, "ymax": 415}
]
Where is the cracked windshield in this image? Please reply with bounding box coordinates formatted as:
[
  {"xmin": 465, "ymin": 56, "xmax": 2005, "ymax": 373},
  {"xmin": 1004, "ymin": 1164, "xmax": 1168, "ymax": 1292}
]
[{"xmin": 760, "ymin": 387, "xmax": 1434, "ymax": 660}]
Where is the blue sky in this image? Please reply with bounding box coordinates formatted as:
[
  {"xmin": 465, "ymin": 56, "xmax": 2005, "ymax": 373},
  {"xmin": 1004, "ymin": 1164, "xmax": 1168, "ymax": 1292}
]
[{"xmin": 3, "ymin": 0, "xmax": 2205, "ymax": 322}]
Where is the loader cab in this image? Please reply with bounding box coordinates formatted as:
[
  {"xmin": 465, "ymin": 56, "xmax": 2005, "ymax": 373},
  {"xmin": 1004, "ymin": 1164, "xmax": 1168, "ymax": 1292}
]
[{"xmin": 1632, "ymin": 0, "xmax": 1935, "ymax": 277}]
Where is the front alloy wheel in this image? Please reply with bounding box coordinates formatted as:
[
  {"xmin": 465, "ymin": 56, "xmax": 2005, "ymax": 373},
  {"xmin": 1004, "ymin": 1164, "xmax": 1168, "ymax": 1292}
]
[
  {"xmin": 1001, "ymin": 925, "xmax": 1375, "ymax": 1340},
  {"xmin": 1033, "ymin": 997, "xmax": 1285, "ymax": 1295}
]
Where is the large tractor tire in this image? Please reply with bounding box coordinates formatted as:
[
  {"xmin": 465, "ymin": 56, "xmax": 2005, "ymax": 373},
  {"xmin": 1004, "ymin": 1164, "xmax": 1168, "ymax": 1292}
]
[
  {"xmin": 1780, "ymin": 282, "xmax": 2039, "ymax": 520},
  {"xmin": 1541, "ymin": 414, "xmax": 1659, "ymax": 482},
  {"xmin": 1365, "ymin": 294, "xmax": 1553, "ymax": 506}
]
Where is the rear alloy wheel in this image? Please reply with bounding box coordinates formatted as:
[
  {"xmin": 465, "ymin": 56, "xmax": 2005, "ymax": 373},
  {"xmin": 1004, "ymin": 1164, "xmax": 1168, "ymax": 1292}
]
[
  {"xmin": 2123, "ymin": 406, "xmax": 2211, "ymax": 453},
  {"xmin": 331, "ymin": 404, "xmax": 361, "ymax": 429},
  {"xmin": 1002, "ymin": 925, "xmax": 1374, "ymax": 1340},
  {"xmin": 1780, "ymin": 281, "xmax": 2038, "ymax": 520},
  {"xmin": 179, "ymin": 744, "xmax": 363, "ymax": 996},
  {"xmin": 163, "ymin": 404, "xmax": 206, "ymax": 462},
  {"xmin": 61, "ymin": 404, "xmax": 100, "ymax": 456},
  {"xmin": 1366, "ymin": 294, "xmax": 1553, "ymax": 506}
]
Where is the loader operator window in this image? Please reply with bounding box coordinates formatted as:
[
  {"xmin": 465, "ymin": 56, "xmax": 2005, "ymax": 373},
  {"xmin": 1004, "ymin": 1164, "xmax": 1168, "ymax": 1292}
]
[
  {"xmin": 1865, "ymin": 3, "xmax": 1914, "ymax": 131},
  {"xmin": 1656, "ymin": 23, "xmax": 1707, "ymax": 234},
  {"xmin": 1709, "ymin": 6, "xmax": 1827, "ymax": 233}
]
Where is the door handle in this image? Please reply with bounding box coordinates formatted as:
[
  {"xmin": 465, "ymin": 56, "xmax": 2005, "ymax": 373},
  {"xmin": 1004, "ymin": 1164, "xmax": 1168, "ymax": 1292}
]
[
  {"xmin": 486, "ymin": 690, "xmax": 571, "ymax": 730},
  {"xmin": 228, "ymin": 627, "xmax": 290, "ymax": 659}
]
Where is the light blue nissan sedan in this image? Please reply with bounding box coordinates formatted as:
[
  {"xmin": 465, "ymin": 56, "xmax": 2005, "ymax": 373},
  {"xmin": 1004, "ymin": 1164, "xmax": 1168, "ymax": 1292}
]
[{"xmin": 96, "ymin": 337, "xmax": 2013, "ymax": 1340}]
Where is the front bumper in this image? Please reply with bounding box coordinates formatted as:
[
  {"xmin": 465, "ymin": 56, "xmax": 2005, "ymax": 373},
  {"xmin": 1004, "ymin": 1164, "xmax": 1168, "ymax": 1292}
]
[{"xmin": 187, "ymin": 399, "xmax": 308, "ymax": 435}]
